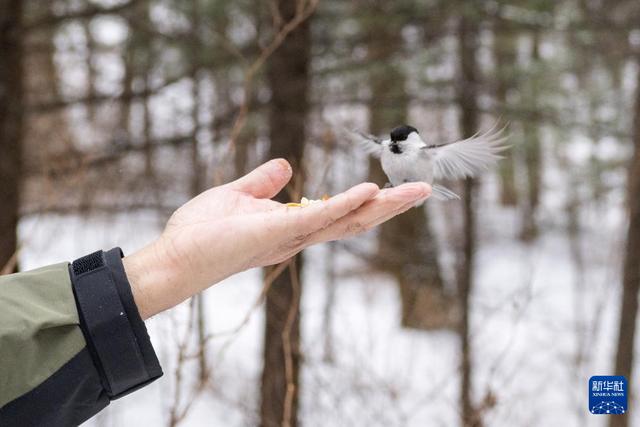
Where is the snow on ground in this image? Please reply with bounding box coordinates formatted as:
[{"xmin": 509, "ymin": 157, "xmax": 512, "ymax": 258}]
[
  {"xmin": 17, "ymin": 181, "xmax": 633, "ymax": 427},
  {"xmin": 31, "ymin": 13, "xmax": 638, "ymax": 425}
]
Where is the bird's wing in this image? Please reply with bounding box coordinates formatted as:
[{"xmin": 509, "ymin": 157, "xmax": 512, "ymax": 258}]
[
  {"xmin": 431, "ymin": 184, "xmax": 461, "ymax": 200},
  {"xmin": 422, "ymin": 122, "xmax": 509, "ymax": 180},
  {"xmin": 346, "ymin": 128, "xmax": 385, "ymax": 158}
]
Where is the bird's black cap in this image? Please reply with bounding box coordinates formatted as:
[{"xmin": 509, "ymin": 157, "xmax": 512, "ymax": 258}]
[{"xmin": 390, "ymin": 125, "xmax": 418, "ymax": 142}]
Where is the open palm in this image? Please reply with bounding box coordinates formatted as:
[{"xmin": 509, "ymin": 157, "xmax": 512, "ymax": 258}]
[{"xmin": 125, "ymin": 159, "xmax": 431, "ymax": 319}]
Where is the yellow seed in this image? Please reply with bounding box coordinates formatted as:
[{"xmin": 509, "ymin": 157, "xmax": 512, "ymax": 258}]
[{"xmin": 286, "ymin": 195, "xmax": 330, "ymax": 207}]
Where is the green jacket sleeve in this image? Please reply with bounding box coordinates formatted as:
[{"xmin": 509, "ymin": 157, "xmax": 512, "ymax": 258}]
[
  {"xmin": 0, "ymin": 248, "xmax": 163, "ymax": 427},
  {"xmin": 0, "ymin": 263, "xmax": 86, "ymax": 407}
]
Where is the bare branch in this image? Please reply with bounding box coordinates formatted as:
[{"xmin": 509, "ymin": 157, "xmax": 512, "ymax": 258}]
[
  {"xmin": 223, "ymin": 0, "xmax": 320, "ymax": 179},
  {"xmin": 25, "ymin": 1, "xmax": 138, "ymax": 31}
]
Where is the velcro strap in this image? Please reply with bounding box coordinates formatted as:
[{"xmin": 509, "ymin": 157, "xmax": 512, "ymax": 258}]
[{"xmin": 71, "ymin": 251, "xmax": 149, "ymax": 397}]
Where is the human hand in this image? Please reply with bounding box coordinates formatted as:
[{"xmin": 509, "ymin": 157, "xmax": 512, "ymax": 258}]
[{"xmin": 123, "ymin": 159, "xmax": 431, "ymax": 319}]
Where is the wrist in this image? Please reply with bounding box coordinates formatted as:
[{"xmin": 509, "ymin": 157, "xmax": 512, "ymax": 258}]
[{"xmin": 123, "ymin": 240, "xmax": 184, "ymax": 320}]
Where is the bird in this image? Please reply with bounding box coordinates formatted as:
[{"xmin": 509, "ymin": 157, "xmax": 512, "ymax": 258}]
[{"xmin": 349, "ymin": 122, "xmax": 509, "ymax": 200}]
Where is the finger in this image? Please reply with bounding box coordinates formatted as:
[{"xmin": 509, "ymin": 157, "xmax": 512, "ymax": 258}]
[
  {"xmin": 280, "ymin": 182, "xmax": 380, "ymax": 238},
  {"xmin": 263, "ymin": 196, "xmax": 415, "ymax": 266},
  {"xmin": 307, "ymin": 182, "xmax": 431, "ymax": 243},
  {"xmin": 308, "ymin": 184, "xmax": 428, "ymax": 243},
  {"xmin": 317, "ymin": 187, "xmax": 428, "ymax": 242},
  {"xmin": 229, "ymin": 158, "xmax": 292, "ymax": 199},
  {"xmin": 301, "ymin": 182, "xmax": 380, "ymax": 231},
  {"xmin": 359, "ymin": 197, "xmax": 422, "ymax": 232}
]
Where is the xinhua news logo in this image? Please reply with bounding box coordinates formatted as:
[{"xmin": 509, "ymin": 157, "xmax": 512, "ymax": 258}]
[{"xmin": 589, "ymin": 376, "xmax": 627, "ymax": 415}]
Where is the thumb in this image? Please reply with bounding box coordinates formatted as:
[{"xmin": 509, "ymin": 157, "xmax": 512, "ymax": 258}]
[{"xmin": 229, "ymin": 158, "xmax": 292, "ymax": 199}]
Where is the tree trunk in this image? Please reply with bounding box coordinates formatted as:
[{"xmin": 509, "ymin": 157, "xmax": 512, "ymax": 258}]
[
  {"xmin": 260, "ymin": 1, "xmax": 310, "ymax": 426},
  {"xmin": 0, "ymin": 0, "xmax": 24, "ymax": 273},
  {"xmin": 21, "ymin": 2, "xmax": 75, "ymax": 219},
  {"xmin": 187, "ymin": 0, "xmax": 208, "ymax": 384},
  {"xmin": 457, "ymin": 12, "xmax": 482, "ymax": 427},
  {"xmin": 520, "ymin": 32, "xmax": 542, "ymax": 241},
  {"xmin": 365, "ymin": 4, "xmax": 450, "ymax": 331},
  {"xmin": 192, "ymin": 71, "xmax": 208, "ymax": 385},
  {"xmin": 119, "ymin": 0, "xmax": 152, "ymax": 146},
  {"xmin": 82, "ymin": 20, "xmax": 97, "ymax": 124},
  {"xmin": 609, "ymin": 61, "xmax": 640, "ymax": 427},
  {"xmin": 138, "ymin": 0, "xmax": 154, "ymax": 183},
  {"xmin": 492, "ymin": 14, "xmax": 518, "ymax": 206}
]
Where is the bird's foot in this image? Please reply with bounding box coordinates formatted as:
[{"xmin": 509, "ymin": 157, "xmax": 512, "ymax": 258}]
[{"xmin": 383, "ymin": 182, "xmax": 393, "ymax": 189}]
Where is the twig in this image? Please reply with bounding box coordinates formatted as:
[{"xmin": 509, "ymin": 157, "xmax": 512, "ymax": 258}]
[
  {"xmin": 281, "ymin": 257, "xmax": 301, "ymax": 427},
  {"xmin": 220, "ymin": 0, "xmax": 320, "ymax": 186},
  {"xmin": 167, "ymin": 299, "xmax": 210, "ymax": 427},
  {"xmin": 208, "ymin": 257, "xmax": 294, "ymax": 371}
]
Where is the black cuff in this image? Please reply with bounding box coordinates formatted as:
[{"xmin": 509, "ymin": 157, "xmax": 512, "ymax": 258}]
[{"xmin": 69, "ymin": 248, "xmax": 163, "ymax": 400}]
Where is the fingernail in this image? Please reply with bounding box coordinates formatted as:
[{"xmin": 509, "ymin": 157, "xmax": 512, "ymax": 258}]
[
  {"xmin": 273, "ymin": 158, "xmax": 292, "ymax": 174},
  {"xmin": 358, "ymin": 182, "xmax": 380, "ymax": 194},
  {"xmin": 368, "ymin": 182, "xmax": 381, "ymax": 193}
]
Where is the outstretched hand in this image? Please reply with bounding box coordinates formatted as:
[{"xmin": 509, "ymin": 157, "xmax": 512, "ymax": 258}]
[{"xmin": 124, "ymin": 159, "xmax": 431, "ymax": 319}]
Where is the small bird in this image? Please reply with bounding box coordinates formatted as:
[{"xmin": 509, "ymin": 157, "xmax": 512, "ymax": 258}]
[{"xmin": 350, "ymin": 123, "xmax": 509, "ymax": 200}]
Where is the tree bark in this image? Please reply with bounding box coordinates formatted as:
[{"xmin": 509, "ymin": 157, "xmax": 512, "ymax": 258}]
[
  {"xmin": 260, "ymin": 1, "xmax": 310, "ymax": 426},
  {"xmin": 82, "ymin": 20, "xmax": 97, "ymax": 124},
  {"xmin": 457, "ymin": 11, "xmax": 482, "ymax": 427},
  {"xmin": 609, "ymin": 60, "xmax": 640, "ymax": 427},
  {"xmin": 187, "ymin": 0, "xmax": 208, "ymax": 384},
  {"xmin": 0, "ymin": 0, "xmax": 24, "ymax": 272},
  {"xmin": 520, "ymin": 32, "xmax": 542, "ymax": 241},
  {"xmin": 192, "ymin": 70, "xmax": 207, "ymax": 385},
  {"xmin": 492, "ymin": 13, "xmax": 518, "ymax": 207},
  {"xmin": 365, "ymin": 3, "xmax": 449, "ymax": 331}
]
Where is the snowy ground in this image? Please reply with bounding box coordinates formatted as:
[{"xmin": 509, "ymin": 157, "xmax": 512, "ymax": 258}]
[
  {"xmin": 18, "ymin": 179, "xmax": 634, "ymax": 426},
  {"xmin": 28, "ymin": 10, "xmax": 638, "ymax": 425}
]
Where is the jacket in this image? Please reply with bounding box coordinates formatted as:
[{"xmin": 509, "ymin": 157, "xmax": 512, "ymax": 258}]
[{"xmin": 0, "ymin": 248, "xmax": 162, "ymax": 426}]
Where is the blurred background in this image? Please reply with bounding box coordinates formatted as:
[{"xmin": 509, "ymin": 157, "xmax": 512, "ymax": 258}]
[{"xmin": 2, "ymin": 0, "xmax": 640, "ymax": 425}]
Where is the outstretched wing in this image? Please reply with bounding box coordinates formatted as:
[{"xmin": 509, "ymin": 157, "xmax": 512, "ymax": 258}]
[
  {"xmin": 431, "ymin": 184, "xmax": 461, "ymax": 200},
  {"xmin": 424, "ymin": 123, "xmax": 509, "ymax": 180},
  {"xmin": 346, "ymin": 128, "xmax": 386, "ymax": 158}
]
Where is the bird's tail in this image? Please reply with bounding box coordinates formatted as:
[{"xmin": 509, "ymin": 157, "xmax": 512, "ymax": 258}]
[{"xmin": 431, "ymin": 184, "xmax": 460, "ymax": 200}]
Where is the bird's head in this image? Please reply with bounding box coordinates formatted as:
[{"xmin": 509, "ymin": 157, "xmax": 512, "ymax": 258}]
[{"xmin": 389, "ymin": 125, "xmax": 419, "ymax": 154}]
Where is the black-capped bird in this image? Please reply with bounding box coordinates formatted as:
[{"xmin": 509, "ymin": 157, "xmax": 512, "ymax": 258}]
[{"xmin": 350, "ymin": 123, "xmax": 509, "ymax": 200}]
